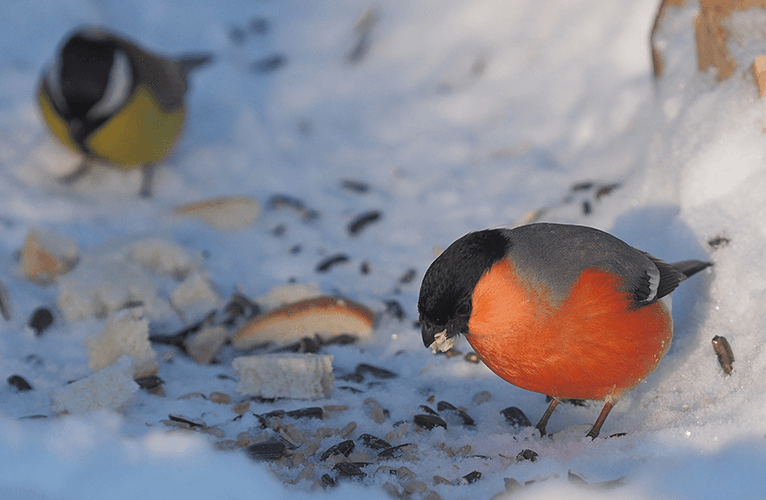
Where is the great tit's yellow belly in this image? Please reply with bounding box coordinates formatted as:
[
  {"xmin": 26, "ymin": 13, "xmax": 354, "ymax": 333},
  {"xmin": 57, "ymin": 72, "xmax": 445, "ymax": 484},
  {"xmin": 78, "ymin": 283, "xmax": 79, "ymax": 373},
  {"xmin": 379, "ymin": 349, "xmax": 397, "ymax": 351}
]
[
  {"xmin": 39, "ymin": 85, "xmax": 185, "ymax": 168},
  {"xmin": 38, "ymin": 85, "xmax": 78, "ymax": 152}
]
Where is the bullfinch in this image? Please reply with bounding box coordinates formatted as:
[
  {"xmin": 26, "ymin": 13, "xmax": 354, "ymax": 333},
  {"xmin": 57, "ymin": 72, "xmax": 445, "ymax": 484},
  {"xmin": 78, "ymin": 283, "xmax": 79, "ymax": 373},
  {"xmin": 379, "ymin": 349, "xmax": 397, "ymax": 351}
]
[
  {"xmin": 418, "ymin": 223, "xmax": 711, "ymax": 439},
  {"xmin": 38, "ymin": 27, "xmax": 213, "ymax": 197}
]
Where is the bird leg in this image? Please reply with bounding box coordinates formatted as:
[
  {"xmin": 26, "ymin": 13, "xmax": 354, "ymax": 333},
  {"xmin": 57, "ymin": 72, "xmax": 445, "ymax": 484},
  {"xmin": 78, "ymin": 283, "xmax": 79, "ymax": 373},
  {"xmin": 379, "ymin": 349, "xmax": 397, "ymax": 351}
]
[
  {"xmin": 139, "ymin": 162, "xmax": 156, "ymax": 198},
  {"xmin": 586, "ymin": 399, "xmax": 615, "ymax": 440},
  {"xmin": 59, "ymin": 158, "xmax": 91, "ymax": 184},
  {"xmin": 535, "ymin": 397, "xmax": 559, "ymax": 436}
]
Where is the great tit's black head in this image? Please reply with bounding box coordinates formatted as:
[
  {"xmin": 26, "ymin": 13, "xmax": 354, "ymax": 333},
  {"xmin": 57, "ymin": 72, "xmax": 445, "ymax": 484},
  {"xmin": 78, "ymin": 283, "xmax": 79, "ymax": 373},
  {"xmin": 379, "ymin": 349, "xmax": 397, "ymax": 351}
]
[
  {"xmin": 46, "ymin": 30, "xmax": 133, "ymax": 125},
  {"xmin": 417, "ymin": 229, "xmax": 508, "ymax": 350}
]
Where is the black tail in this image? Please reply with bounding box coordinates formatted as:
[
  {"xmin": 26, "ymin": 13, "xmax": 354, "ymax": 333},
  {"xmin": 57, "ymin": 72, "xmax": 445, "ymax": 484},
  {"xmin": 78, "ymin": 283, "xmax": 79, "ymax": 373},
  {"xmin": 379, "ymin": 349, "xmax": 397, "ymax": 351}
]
[
  {"xmin": 178, "ymin": 53, "xmax": 215, "ymax": 75},
  {"xmin": 672, "ymin": 260, "xmax": 713, "ymax": 279}
]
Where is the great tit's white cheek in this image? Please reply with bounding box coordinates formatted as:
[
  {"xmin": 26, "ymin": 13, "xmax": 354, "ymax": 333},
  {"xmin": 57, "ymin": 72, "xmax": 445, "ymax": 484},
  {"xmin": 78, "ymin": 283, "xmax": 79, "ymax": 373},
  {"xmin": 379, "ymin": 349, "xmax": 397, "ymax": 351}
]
[
  {"xmin": 44, "ymin": 60, "xmax": 68, "ymax": 113},
  {"xmin": 87, "ymin": 49, "xmax": 132, "ymax": 120}
]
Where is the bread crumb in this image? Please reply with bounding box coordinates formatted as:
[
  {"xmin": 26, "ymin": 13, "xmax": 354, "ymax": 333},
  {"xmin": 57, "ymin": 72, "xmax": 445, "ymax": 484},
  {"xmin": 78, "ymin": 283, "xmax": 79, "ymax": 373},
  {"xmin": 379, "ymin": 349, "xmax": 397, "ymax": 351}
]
[
  {"xmin": 233, "ymin": 353, "xmax": 334, "ymax": 399},
  {"xmin": 84, "ymin": 307, "xmax": 158, "ymax": 378},
  {"xmin": 50, "ymin": 356, "xmax": 138, "ymax": 414},
  {"xmin": 20, "ymin": 228, "xmax": 79, "ymax": 284}
]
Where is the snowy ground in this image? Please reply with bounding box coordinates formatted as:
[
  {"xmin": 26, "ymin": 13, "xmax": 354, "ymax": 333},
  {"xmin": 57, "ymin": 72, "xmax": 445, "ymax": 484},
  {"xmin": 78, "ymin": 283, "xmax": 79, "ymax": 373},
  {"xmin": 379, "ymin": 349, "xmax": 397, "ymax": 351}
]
[{"xmin": 2, "ymin": 0, "xmax": 766, "ymax": 498}]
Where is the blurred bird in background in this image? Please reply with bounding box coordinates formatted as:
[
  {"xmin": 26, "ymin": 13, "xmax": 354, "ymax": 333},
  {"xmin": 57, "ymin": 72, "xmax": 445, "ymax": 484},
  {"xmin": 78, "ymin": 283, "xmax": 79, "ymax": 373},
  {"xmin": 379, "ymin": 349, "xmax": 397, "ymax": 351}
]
[{"xmin": 38, "ymin": 27, "xmax": 213, "ymax": 197}]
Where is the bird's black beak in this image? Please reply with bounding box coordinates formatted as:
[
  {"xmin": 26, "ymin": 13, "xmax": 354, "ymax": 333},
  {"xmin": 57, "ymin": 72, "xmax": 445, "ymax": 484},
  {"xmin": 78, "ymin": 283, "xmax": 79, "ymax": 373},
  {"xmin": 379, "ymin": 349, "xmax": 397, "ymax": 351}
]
[{"xmin": 421, "ymin": 321, "xmax": 440, "ymax": 349}]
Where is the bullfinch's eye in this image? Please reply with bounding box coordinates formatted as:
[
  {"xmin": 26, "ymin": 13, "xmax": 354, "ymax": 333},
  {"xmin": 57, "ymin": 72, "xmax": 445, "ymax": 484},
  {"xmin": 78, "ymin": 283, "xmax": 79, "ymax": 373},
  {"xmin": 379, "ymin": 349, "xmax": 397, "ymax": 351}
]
[{"xmin": 456, "ymin": 302, "xmax": 470, "ymax": 317}]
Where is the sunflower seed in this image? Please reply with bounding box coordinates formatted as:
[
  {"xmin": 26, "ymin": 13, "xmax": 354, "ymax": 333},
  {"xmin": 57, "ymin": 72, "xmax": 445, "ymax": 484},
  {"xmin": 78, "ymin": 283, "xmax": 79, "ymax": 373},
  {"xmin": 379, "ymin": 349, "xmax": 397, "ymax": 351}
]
[
  {"xmin": 356, "ymin": 363, "xmax": 397, "ymax": 379},
  {"xmin": 348, "ymin": 210, "xmax": 382, "ymax": 235},
  {"xmin": 168, "ymin": 414, "xmax": 205, "ymax": 428},
  {"xmin": 380, "ymin": 443, "xmax": 415, "ymax": 460},
  {"xmin": 333, "ymin": 462, "xmax": 366, "ymax": 479},
  {"xmin": 419, "ymin": 405, "xmax": 438, "ymax": 416},
  {"xmin": 501, "ymin": 406, "xmax": 531, "ymax": 427},
  {"xmin": 320, "ymin": 440, "xmax": 355, "ymax": 461},
  {"xmin": 413, "ymin": 414, "xmax": 446, "ymax": 431},
  {"xmin": 246, "ymin": 441, "xmax": 287, "ymax": 460},
  {"xmin": 29, "ymin": 307, "xmax": 53, "ymax": 335},
  {"xmin": 437, "ymin": 401, "xmax": 475, "ymax": 427},
  {"xmin": 7, "ymin": 375, "xmax": 33, "ymax": 392},
  {"xmin": 712, "ymin": 335, "xmax": 734, "ymax": 375},
  {"xmin": 321, "ymin": 474, "xmax": 336, "ymax": 488},
  {"xmin": 516, "ymin": 449, "xmax": 538, "ymax": 462},
  {"xmin": 316, "ymin": 254, "xmax": 350, "ymax": 272},
  {"xmin": 359, "ymin": 433, "xmax": 391, "ymax": 450},
  {"xmin": 460, "ymin": 471, "xmax": 482, "ymax": 484}
]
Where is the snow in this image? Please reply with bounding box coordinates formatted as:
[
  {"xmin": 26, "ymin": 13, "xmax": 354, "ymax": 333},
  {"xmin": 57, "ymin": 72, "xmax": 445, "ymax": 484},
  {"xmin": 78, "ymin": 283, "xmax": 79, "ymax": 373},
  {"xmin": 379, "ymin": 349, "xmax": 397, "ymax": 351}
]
[{"xmin": 2, "ymin": 0, "xmax": 766, "ymax": 499}]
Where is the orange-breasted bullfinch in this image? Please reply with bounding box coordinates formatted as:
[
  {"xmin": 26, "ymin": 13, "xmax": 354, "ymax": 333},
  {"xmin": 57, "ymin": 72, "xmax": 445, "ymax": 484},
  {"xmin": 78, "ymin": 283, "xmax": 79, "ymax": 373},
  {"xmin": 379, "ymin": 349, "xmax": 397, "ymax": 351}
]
[
  {"xmin": 418, "ymin": 223, "xmax": 712, "ymax": 439},
  {"xmin": 38, "ymin": 27, "xmax": 213, "ymax": 197}
]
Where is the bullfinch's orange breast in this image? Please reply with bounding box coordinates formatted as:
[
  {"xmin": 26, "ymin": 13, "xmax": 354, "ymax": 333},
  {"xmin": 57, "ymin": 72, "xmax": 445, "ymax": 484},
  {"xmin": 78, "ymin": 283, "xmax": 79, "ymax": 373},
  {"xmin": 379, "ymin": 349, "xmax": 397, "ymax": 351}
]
[{"xmin": 466, "ymin": 259, "xmax": 673, "ymax": 400}]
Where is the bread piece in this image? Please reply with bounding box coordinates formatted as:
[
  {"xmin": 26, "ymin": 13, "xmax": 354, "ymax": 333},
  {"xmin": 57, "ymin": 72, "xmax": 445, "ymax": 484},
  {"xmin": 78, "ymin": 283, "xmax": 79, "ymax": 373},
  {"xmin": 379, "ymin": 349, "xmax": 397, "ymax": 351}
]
[
  {"xmin": 130, "ymin": 238, "xmax": 198, "ymax": 280},
  {"xmin": 184, "ymin": 324, "xmax": 228, "ymax": 365},
  {"xmin": 233, "ymin": 353, "xmax": 334, "ymax": 399},
  {"xmin": 232, "ymin": 296, "xmax": 374, "ymax": 350},
  {"xmin": 20, "ymin": 228, "xmax": 79, "ymax": 284},
  {"xmin": 57, "ymin": 258, "xmax": 166, "ymax": 321},
  {"xmin": 170, "ymin": 271, "xmax": 222, "ymax": 323},
  {"xmin": 84, "ymin": 307, "xmax": 158, "ymax": 378},
  {"xmin": 174, "ymin": 196, "xmax": 260, "ymax": 230},
  {"xmin": 50, "ymin": 356, "xmax": 138, "ymax": 414}
]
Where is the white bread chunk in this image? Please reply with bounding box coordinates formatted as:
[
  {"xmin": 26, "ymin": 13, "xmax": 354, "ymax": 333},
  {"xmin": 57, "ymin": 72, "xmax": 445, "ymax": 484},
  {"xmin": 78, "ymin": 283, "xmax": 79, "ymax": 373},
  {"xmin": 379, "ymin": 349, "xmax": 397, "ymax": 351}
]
[
  {"xmin": 50, "ymin": 356, "xmax": 138, "ymax": 414},
  {"xmin": 20, "ymin": 228, "xmax": 79, "ymax": 284},
  {"xmin": 129, "ymin": 238, "xmax": 198, "ymax": 280},
  {"xmin": 184, "ymin": 324, "xmax": 227, "ymax": 365},
  {"xmin": 233, "ymin": 353, "xmax": 334, "ymax": 399},
  {"xmin": 57, "ymin": 258, "xmax": 167, "ymax": 321},
  {"xmin": 171, "ymin": 271, "xmax": 221, "ymax": 323},
  {"xmin": 84, "ymin": 307, "xmax": 158, "ymax": 378}
]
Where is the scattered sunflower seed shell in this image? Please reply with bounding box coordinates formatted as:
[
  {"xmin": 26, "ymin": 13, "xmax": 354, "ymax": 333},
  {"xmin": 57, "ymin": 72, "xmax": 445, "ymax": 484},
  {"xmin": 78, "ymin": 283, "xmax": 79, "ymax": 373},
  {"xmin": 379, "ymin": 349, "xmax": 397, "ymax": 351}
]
[
  {"xmin": 316, "ymin": 254, "xmax": 350, "ymax": 273},
  {"xmin": 348, "ymin": 210, "xmax": 382, "ymax": 235},
  {"xmin": 501, "ymin": 406, "xmax": 531, "ymax": 427},
  {"xmin": 461, "ymin": 471, "xmax": 482, "ymax": 484},
  {"xmin": 437, "ymin": 401, "xmax": 475, "ymax": 427},
  {"xmin": 333, "ymin": 462, "xmax": 367, "ymax": 479},
  {"xmin": 712, "ymin": 335, "xmax": 734, "ymax": 375},
  {"xmin": 29, "ymin": 307, "xmax": 53, "ymax": 335},
  {"xmin": 8, "ymin": 375, "xmax": 33, "ymax": 392},
  {"xmin": 356, "ymin": 363, "xmax": 397, "ymax": 379},
  {"xmin": 320, "ymin": 439, "xmax": 355, "ymax": 461},
  {"xmin": 359, "ymin": 433, "xmax": 391, "ymax": 450},
  {"xmin": 516, "ymin": 449, "xmax": 539, "ymax": 462},
  {"xmin": 413, "ymin": 414, "xmax": 447, "ymax": 431},
  {"xmin": 246, "ymin": 441, "xmax": 287, "ymax": 461}
]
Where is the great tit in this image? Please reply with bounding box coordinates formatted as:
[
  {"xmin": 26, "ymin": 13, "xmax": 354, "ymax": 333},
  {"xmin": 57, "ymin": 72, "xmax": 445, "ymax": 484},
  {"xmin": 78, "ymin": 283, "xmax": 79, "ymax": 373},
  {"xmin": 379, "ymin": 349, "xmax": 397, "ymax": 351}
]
[{"xmin": 38, "ymin": 27, "xmax": 213, "ymax": 197}]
